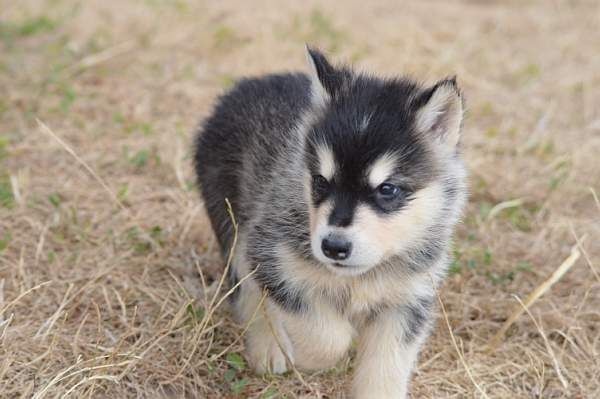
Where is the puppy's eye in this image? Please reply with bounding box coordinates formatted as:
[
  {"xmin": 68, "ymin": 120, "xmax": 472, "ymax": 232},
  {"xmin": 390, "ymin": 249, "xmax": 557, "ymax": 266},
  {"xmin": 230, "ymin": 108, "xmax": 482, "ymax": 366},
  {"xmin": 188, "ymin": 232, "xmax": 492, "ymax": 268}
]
[
  {"xmin": 311, "ymin": 174, "xmax": 330, "ymax": 204},
  {"xmin": 312, "ymin": 174, "xmax": 329, "ymax": 191},
  {"xmin": 374, "ymin": 183, "xmax": 411, "ymax": 212},
  {"xmin": 376, "ymin": 183, "xmax": 400, "ymax": 199}
]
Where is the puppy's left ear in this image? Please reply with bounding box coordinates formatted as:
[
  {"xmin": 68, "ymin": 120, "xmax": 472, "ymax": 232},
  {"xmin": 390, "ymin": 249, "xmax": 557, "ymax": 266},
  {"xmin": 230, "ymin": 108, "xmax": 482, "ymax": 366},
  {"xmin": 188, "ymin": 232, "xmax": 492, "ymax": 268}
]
[
  {"xmin": 414, "ymin": 78, "xmax": 464, "ymax": 149},
  {"xmin": 305, "ymin": 45, "xmax": 337, "ymax": 106}
]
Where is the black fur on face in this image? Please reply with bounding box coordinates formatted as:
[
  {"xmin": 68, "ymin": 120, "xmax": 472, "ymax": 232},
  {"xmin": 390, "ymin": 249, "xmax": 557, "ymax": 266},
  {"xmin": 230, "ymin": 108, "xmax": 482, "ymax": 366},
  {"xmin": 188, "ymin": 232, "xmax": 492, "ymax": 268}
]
[{"xmin": 304, "ymin": 50, "xmax": 439, "ymax": 225}]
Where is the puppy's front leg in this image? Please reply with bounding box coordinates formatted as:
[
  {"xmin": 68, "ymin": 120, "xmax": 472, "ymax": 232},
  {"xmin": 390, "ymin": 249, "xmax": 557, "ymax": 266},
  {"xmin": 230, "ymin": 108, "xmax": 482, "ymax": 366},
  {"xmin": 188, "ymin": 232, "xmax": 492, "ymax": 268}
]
[
  {"xmin": 353, "ymin": 298, "xmax": 433, "ymax": 399},
  {"xmin": 233, "ymin": 278, "xmax": 294, "ymax": 375}
]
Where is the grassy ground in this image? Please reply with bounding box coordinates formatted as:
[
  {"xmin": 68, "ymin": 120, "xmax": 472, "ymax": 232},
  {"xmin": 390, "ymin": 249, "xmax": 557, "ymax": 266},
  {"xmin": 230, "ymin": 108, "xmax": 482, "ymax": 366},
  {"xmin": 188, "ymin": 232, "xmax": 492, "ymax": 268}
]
[{"xmin": 1, "ymin": 0, "xmax": 599, "ymax": 397}]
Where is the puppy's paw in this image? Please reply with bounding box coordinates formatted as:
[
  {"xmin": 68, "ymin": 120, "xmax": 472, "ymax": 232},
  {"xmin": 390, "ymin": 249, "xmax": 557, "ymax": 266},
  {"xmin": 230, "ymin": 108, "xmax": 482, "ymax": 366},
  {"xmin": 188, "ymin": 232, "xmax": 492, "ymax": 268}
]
[{"xmin": 245, "ymin": 323, "xmax": 294, "ymax": 374}]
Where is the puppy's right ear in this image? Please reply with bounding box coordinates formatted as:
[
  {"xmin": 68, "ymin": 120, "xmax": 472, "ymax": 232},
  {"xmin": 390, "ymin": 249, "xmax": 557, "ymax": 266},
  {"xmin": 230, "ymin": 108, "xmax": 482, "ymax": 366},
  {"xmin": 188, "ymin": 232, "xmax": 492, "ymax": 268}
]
[
  {"xmin": 414, "ymin": 78, "xmax": 464, "ymax": 151},
  {"xmin": 305, "ymin": 45, "xmax": 336, "ymax": 106}
]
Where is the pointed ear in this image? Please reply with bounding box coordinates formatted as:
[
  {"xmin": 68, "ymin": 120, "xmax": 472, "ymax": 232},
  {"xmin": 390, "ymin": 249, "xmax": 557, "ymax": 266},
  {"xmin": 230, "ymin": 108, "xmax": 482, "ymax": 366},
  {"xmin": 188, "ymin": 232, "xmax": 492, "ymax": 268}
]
[
  {"xmin": 305, "ymin": 45, "xmax": 336, "ymax": 106},
  {"xmin": 414, "ymin": 78, "xmax": 464, "ymax": 149}
]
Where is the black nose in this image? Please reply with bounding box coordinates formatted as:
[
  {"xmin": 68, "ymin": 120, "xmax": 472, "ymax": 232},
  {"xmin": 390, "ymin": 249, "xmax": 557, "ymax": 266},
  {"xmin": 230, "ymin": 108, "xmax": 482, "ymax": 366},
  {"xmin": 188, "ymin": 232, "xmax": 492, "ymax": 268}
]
[{"xmin": 321, "ymin": 237, "xmax": 352, "ymax": 261}]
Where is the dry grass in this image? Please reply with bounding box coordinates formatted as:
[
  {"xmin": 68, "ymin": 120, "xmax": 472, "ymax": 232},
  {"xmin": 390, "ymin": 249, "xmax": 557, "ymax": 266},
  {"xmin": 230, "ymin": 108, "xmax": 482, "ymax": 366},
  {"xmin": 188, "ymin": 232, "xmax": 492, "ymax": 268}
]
[{"xmin": 1, "ymin": 0, "xmax": 599, "ymax": 397}]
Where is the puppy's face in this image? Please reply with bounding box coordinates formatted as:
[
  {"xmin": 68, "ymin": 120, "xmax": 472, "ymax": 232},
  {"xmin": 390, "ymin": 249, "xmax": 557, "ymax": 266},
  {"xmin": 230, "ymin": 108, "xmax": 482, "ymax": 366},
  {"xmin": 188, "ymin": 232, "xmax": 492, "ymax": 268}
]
[
  {"xmin": 305, "ymin": 139, "xmax": 445, "ymax": 276},
  {"xmin": 303, "ymin": 48, "xmax": 463, "ymax": 276}
]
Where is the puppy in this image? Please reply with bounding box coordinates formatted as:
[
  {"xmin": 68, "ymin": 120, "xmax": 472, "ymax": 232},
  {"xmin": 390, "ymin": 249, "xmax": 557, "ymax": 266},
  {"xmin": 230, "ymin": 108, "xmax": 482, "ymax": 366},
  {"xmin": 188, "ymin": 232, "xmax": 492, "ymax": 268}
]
[{"xmin": 194, "ymin": 47, "xmax": 467, "ymax": 398}]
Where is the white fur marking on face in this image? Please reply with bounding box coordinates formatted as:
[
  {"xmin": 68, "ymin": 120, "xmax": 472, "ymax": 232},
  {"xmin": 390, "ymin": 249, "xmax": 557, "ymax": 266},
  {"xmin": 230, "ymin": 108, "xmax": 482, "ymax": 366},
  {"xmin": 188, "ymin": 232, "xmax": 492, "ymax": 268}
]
[
  {"xmin": 357, "ymin": 182, "xmax": 444, "ymax": 255},
  {"xmin": 367, "ymin": 153, "xmax": 397, "ymax": 187},
  {"xmin": 317, "ymin": 145, "xmax": 336, "ymax": 181}
]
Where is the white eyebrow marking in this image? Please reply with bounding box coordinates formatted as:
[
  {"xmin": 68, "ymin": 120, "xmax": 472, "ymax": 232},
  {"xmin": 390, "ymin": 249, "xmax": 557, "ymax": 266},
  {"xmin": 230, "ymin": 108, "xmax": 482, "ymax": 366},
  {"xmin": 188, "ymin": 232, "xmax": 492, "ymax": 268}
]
[
  {"xmin": 317, "ymin": 145, "xmax": 336, "ymax": 180},
  {"xmin": 367, "ymin": 153, "xmax": 397, "ymax": 187}
]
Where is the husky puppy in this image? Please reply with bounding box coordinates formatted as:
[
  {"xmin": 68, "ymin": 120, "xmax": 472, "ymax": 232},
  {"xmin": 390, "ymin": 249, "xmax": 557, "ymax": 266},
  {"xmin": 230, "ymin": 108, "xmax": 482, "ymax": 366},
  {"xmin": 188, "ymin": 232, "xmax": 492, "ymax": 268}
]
[{"xmin": 194, "ymin": 47, "xmax": 467, "ymax": 398}]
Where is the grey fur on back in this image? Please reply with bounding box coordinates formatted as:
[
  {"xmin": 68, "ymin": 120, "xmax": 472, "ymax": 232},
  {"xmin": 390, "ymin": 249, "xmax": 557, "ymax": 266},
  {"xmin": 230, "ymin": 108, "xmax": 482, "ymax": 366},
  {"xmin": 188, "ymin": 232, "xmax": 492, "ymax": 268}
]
[{"xmin": 195, "ymin": 73, "xmax": 312, "ymax": 256}]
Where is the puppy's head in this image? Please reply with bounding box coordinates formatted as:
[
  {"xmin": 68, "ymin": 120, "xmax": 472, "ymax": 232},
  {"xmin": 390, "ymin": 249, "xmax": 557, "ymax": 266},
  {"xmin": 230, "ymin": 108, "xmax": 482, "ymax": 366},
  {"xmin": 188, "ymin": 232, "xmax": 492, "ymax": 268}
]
[{"xmin": 303, "ymin": 47, "xmax": 465, "ymax": 276}]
